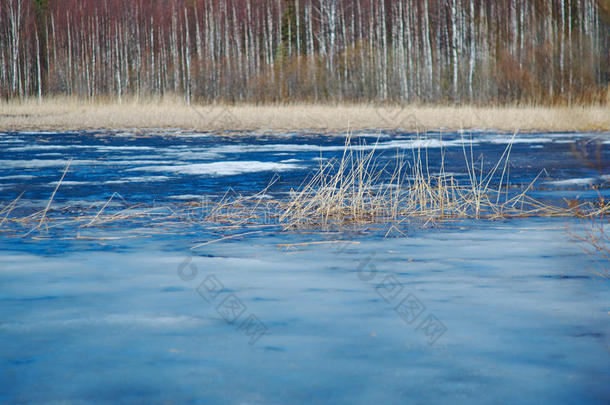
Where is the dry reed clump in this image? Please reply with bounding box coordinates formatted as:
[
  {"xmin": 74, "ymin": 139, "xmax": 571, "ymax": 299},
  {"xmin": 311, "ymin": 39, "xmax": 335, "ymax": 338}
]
[
  {"xmin": 278, "ymin": 135, "xmax": 609, "ymax": 228},
  {"xmin": 0, "ymin": 179, "xmax": 282, "ymax": 240},
  {"xmin": 0, "ymin": 135, "xmax": 608, "ymax": 240},
  {"xmin": 196, "ymin": 178, "xmax": 281, "ymax": 230}
]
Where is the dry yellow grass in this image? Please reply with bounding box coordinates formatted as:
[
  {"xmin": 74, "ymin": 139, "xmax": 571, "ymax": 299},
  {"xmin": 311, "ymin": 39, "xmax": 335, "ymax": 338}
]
[
  {"xmin": 277, "ymin": 136, "xmax": 609, "ymax": 228},
  {"xmin": 1, "ymin": 97, "xmax": 609, "ymax": 132},
  {"xmin": 1, "ymin": 136, "xmax": 607, "ymax": 240}
]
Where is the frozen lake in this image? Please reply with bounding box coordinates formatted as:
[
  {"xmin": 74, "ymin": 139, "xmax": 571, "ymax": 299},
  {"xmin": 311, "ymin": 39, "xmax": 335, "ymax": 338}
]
[{"xmin": 0, "ymin": 130, "xmax": 608, "ymax": 404}]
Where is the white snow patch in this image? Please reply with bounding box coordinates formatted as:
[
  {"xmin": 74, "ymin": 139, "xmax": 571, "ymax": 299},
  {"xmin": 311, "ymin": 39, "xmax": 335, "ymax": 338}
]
[
  {"xmin": 103, "ymin": 176, "xmax": 172, "ymax": 184},
  {"xmin": 48, "ymin": 176, "xmax": 172, "ymax": 186},
  {"xmin": 49, "ymin": 180, "xmax": 90, "ymax": 186},
  {"xmin": 6, "ymin": 145, "xmax": 76, "ymax": 152},
  {"xmin": 0, "ymin": 159, "xmax": 178, "ymax": 168},
  {"xmin": 128, "ymin": 161, "xmax": 303, "ymax": 176},
  {"xmin": 6, "ymin": 144, "xmax": 156, "ymax": 152},
  {"xmin": 206, "ymin": 138, "xmax": 477, "ymax": 155},
  {"xmin": 545, "ymin": 178, "xmax": 594, "ymax": 186},
  {"xmin": 545, "ymin": 175, "xmax": 610, "ymax": 187},
  {"xmin": 169, "ymin": 194, "xmax": 207, "ymax": 200},
  {"xmin": 94, "ymin": 145, "xmax": 156, "ymax": 152},
  {"xmin": 103, "ymin": 160, "xmax": 175, "ymax": 165},
  {"xmin": 0, "ymin": 159, "xmax": 99, "ymax": 168},
  {"xmin": 166, "ymin": 150, "xmax": 222, "ymax": 160},
  {"xmin": 487, "ymin": 136, "xmax": 553, "ymax": 144},
  {"xmin": 0, "ymin": 175, "xmax": 35, "ymax": 180},
  {"xmin": 16, "ymin": 131, "xmax": 62, "ymax": 135}
]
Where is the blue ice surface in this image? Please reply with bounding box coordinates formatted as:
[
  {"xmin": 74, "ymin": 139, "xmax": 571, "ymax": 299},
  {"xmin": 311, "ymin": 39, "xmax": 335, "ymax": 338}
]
[{"xmin": 0, "ymin": 129, "xmax": 608, "ymax": 404}]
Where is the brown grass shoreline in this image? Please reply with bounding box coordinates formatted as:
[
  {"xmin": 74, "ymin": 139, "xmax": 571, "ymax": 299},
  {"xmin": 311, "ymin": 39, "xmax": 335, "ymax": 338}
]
[{"xmin": 1, "ymin": 98, "xmax": 609, "ymax": 132}]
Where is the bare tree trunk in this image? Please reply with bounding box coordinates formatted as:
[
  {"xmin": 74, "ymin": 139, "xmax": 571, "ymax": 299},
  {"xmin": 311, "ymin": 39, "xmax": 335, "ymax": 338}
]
[
  {"xmin": 171, "ymin": 6, "xmax": 179, "ymax": 96},
  {"xmin": 115, "ymin": 24, "xmax": 121, "ymax": 103},
  {"xmin": 295, "ymin": 0, "xmax": 301, "ymax": 55},
  {"xmin": 451, "ymin": 0, "xmax": 459, "ymax": 103},
  {"xmin": 6, "ymin": 0, "xmax": 23, "ymax": 98},
  {"xmin": 356, "ymin": 0, "xmax": 365, "ymax": 96},
  {"xmin": 422, "ymin": 0, "xmax": 433, "ymax": 99},
  {"xmin": 380, "ymin": 0, "xmax": 387, "ymax": 100},
  {"xmin": 36, "ymin": 25, "xmax": 41, "ymax": 102},
  {"xmin": 468, "ymin": 0, "xmax": 475, "ymax": 101},
  {"xmin": 559, "ymin": 0, "xmax": 565, "ymax": 96},
  {"xmin": 567, "ymin": 0, "xmax": 573, "ymax": 105},
  {"xmin": 184, "ymin": 7, "xmax": 191, "ymax": 105},
  {"xmin": 548, "ymin": 1, "xmax": 554, "ymax": 100}
]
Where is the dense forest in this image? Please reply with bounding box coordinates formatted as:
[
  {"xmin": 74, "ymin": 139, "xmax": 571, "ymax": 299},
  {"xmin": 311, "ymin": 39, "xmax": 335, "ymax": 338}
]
[{"xmin": 1, "ymin": 0, "xmax": 609, "ymax": 104}]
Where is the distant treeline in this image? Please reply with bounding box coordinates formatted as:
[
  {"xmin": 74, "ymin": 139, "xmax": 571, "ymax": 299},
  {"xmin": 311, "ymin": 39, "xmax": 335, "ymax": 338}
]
[{"xmin": 1, "ymin": 0, "xmax": 609, "ymax": 104}]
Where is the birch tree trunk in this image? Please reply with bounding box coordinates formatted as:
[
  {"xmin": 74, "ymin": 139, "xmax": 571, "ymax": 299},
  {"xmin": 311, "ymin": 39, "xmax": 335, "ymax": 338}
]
[
  {"xmin": 6, "ymin": 0, "xmax": 22, "ymax": 97},
  {"xmin": 451, "ymin": 0, "xmax": 459, "ymax": 103},
  {"xmin": 468, "ymin": 0, "xmax": 475, "ymax": 101}
]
